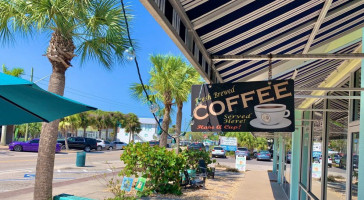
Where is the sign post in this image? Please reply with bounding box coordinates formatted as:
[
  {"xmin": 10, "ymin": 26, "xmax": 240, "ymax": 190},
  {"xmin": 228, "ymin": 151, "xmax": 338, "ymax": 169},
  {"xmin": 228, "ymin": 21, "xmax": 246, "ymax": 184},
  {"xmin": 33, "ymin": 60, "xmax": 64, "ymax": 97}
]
[{"xmin": 191, "ymin": 80, "xmax": 295, "ymax": 132}]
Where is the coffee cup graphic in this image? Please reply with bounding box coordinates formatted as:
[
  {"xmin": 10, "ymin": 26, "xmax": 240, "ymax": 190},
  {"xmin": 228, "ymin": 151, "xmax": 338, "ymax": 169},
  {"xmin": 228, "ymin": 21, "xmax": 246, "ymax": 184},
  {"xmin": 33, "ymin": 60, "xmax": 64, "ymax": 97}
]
[{"xmin": 253, "ymin": 104, "xmax": 290, "ymax": 126}]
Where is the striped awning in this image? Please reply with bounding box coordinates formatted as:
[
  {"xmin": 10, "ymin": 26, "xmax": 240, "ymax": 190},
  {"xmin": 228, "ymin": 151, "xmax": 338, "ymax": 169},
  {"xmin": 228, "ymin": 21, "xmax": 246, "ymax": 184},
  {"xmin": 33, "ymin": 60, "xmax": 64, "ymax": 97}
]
[{"xmin": 141, "ymin": 0, "xmax": 364, "ymax": 109}]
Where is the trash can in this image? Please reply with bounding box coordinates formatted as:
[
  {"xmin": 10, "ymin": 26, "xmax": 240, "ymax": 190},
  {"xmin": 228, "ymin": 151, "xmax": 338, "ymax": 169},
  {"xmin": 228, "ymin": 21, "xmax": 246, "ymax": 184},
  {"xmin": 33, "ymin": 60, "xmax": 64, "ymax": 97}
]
[{"xmin": 76, "ymin": 152, "xmax": 86, "ymax": 167}]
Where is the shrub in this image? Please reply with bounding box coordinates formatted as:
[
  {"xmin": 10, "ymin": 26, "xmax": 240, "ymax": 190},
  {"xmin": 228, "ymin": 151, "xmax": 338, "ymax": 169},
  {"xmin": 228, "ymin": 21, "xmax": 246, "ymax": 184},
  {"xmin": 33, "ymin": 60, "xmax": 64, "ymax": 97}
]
[
  {"xmin": 181, "ymin": 149, "xmax": 215, "ymax": 170},
  {"xmin": 120, "ymin": 142, "xmax": 186, "ymax": 196},
  {"xmin": 327, "ymin": 175, "xmax": 336, "ymax": 182}
]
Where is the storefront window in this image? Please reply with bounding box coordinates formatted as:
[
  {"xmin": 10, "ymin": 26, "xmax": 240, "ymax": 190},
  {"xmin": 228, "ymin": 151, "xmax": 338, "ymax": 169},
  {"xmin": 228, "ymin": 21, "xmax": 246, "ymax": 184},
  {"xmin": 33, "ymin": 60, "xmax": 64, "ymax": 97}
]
[
  {"xmin": 283, "ymin": 136, "xmax": 291, "ymax": 196},
  {"xmin": 353, "ymin": 70, "xmax": 361, "ymax": 121},
  {"xmin": 311, "ymin": 102, "xmax": 323, "ymax": 198},
  {"xmin": 351, "ymin": 132, "xmax": 359, "ymax": 200},
  {"xmin": 325, "ymin": 95, "xmax": 348, "ymax": 199}
]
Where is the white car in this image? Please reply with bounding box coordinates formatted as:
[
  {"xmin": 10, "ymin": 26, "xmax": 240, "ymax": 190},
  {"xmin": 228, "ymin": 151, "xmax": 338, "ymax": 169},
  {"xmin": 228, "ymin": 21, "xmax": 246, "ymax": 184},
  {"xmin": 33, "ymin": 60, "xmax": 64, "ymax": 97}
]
[
  {"xmin": 96, "ymin": 139, "xmax": 106, "ymax": 151},
  {"xmin": 319, "ymin": 155, "xmax": 333, "ymax": 168},
  {"xmin": 111, "ymin": 141, "xmax": 128, "ymax": 150},
  {"xmin": 212, "ymin": 146, "xmax": 226, "ymax": 158}
]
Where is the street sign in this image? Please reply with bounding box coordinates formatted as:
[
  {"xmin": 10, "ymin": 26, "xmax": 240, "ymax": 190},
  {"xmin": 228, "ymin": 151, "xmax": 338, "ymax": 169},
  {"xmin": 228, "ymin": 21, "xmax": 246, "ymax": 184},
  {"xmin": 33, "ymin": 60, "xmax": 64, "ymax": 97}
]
[
  {"xmin": 191, "ymin": 80, "xmax": 295, "ymax": 132},
  {"xmin": 235, "ymin": 155, "xmax": 246, "ymax": 172}
]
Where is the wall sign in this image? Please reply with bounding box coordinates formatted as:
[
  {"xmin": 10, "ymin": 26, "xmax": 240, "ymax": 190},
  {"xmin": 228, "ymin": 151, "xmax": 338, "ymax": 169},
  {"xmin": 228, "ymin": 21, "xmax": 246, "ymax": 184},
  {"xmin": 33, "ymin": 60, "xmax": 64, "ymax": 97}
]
[
  {"xmin": 220, "ymin": 136, "xmax": 237, "ymax": 151},
  {"xmin": 191, "ymin": 80, "xmax": 295, "ymax": 132}
]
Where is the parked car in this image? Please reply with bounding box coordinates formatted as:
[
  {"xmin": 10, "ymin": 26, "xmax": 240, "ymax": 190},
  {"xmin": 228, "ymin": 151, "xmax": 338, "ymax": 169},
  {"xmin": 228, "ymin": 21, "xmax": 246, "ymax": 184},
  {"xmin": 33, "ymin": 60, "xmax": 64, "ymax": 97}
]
[
  {"xmin": 58, "ymin": 137, "xmax": 97, "ymax": 152},
  {"xmin": 339, "ymin": 155, "xmax": 359, "ymax": 169},
  {"xmin": 179, "ymin": 140, "xmax": 190, "ymax": 146},
  {"xmin": 212, "ymin": 146, "xmax": 226, "ymax": 158},
  {"xmin": 111, "ymin": 141, "xmax": 127, "ymax": 150},
  {"xmin": 96, "ymin": 139, "xmax": 113, "ymax": 151},
  {"xmin": 9, "ymin": 138, "xmax": 61, "ymax": 153},
  {"xmin": 235, "ymin": 147, "xmax": 251, "ymax": 160},
  {"xmin": 187, "ymin": 142, "xmax": 205, "ymax": 151},
  {"xmin": 333, "ymin": 154, "xmax": 341, "ymax": 164},
  {"xmin": 149, "ymin": 140, "xmax": 160, "ymax": 147},
  {"xmin": 257, "ymin": 150, "xmax": 271, "ymax": 161},
  {"xmin": 286, "ymin": 152, "xmax": 291, "ymax": 164},
  {"xmin": 319, "ymin": 155, "xmax": 333, "ymax": 168}
]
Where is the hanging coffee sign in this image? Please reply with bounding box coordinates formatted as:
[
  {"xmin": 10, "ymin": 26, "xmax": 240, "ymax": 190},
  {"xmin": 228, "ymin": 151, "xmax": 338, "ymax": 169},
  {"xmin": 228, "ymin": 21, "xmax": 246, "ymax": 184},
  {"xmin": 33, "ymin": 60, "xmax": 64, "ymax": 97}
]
[{"xmin": 191, "ymin": 80, "xmax": 295, "ymax": 132}]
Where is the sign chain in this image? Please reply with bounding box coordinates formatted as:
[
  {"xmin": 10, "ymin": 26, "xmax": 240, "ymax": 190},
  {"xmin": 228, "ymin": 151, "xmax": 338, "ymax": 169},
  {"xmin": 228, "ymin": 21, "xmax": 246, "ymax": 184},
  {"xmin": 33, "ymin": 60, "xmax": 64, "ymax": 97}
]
[{"xmin": 268, "ymin": 53, "xmax": 272, "ymax": 81}]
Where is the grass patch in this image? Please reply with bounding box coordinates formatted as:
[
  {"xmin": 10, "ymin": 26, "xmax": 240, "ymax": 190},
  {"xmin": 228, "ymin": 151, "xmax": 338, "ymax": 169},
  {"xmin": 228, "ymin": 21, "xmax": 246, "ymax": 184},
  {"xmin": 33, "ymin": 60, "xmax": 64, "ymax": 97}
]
[{"xmin": 225, "ymin": 167, "xmax": 239, "ymax": 173}]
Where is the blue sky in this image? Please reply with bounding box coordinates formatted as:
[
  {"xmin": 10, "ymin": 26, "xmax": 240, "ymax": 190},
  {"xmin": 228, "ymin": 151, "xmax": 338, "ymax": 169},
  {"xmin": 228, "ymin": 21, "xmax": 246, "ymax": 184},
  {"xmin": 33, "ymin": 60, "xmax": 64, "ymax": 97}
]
[{"xmin": 0, "ymin": 1, "xmax": 198, "ymax": 132}]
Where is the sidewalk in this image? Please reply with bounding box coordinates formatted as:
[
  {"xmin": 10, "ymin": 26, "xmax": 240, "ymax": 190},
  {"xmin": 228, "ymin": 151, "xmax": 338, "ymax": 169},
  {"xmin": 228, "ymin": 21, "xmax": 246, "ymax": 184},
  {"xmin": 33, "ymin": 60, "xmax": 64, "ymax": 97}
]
[
  {"xmin": 0, "ymin": 171, "xmax": 117, "ymax": 200},
  {"xmin": 233, "ymin": 170, "xmax": 288, "ymax": 200},
  {"xmin": 0, "ymin": 145, "xmax": 8, "ymax": 150}
]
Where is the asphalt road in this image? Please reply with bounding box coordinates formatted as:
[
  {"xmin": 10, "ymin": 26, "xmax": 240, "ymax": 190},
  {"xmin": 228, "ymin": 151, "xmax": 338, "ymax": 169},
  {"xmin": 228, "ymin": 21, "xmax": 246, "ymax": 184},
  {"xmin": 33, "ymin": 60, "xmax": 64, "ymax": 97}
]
[{"xmin": 0, "ymin": 149, "xmax": 125, "ymax": 193}]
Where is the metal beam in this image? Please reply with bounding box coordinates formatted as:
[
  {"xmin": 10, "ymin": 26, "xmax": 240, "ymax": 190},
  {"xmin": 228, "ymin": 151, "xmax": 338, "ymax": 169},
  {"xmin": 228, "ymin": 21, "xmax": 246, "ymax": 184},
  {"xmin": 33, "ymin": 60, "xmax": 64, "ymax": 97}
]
[
  {"xmin": 295, "ymin": 87, "xmax": 364, "ymax": 91},
  {"xmin": 295, "ymin": 95, "xmax": 360, "ymax": 99},
  {"xmin": 295, "ymin": 108, "xmax": 348, "ymax": 112},
  {"xmin": 303, "ymin": 0, "xmax": 333, "ymax": 53},
  {"xmin": 212, "ymin": 53, "xmax": 364, "ymax": 61}
]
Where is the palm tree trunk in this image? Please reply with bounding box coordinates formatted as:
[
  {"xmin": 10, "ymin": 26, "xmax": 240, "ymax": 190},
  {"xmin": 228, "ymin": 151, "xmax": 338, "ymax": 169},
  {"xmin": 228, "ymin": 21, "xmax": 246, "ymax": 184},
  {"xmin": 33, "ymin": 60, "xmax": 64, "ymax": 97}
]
[
  {"xmin": 83, "ymin": 127, "xmax": 86, "ymax": 137},
  {"xmin": 106, "ymin": 128, "xmax": 109, "ymax": 140},
  {"xmin": 160, "ymin": 101, "xmax": 171, "ymax": 147},
  {"xmin": 113, "ymin": 126, "xmax": 117, "ymax": 141},
  {"xmin": 34, "ymin": 30, "xmax": 74, "ymax": 200},
  {"xmin": 128, "ymin": 132, "xmax": 131, "ymax": 144},
  {"xmin": 175, "ymin": 103, "xmax": 183, "ymax": 154},
  {"xmin": 34, "ymin": 70, "xmax": 65, "ymax": 200},
  {"xmin": 99, "ymin": 130, "xmax": 102, "ymax": 139},
  {"xmin": 64, "ymin": 131, "xmax": 69, "ymax": 150}
]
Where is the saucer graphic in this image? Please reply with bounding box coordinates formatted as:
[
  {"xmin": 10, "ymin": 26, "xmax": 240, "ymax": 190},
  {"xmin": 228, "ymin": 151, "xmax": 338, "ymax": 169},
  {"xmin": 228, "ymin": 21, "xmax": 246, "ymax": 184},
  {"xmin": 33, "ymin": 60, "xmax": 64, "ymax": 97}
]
[{"xmin": 250, "ymin": 118, "xmax": 291, "ymax": 129}]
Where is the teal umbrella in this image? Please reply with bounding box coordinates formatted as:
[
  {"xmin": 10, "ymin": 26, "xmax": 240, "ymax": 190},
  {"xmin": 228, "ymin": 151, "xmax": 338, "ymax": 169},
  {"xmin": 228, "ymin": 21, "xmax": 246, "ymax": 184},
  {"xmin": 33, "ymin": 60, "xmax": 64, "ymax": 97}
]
[{"xmin": 0, "ymin": 73, "xmax": 96, "ymax": 125}]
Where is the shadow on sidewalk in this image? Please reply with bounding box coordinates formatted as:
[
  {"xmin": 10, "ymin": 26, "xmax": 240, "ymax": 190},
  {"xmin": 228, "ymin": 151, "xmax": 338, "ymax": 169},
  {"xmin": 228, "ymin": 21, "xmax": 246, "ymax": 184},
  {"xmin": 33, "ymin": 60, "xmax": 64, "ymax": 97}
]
[{"xmin": 267, "ymin": 172, "xmax": 288, "ymax": 200}]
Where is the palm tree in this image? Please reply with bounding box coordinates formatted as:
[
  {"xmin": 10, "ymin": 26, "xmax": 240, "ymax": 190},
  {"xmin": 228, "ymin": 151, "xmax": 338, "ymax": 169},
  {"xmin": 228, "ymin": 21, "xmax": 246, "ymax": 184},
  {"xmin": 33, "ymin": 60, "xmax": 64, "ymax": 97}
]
[
  {"xmin": 58, "ymin": 118, "xmax": 71, "ymax": 150},
  {"xmin": 0, "ymin": 1, "xmax": 130, "ymax": 199},
  {"xmin": 103, "ymin": 112, "xmax": 113, "ymax": 140},
  {"xmin": 124, "ymin": 113, "xmax": 141, "ymax": 143},
  {"xmin": 92, "ymin": 110, "xmax": 106, "ymax": 139},
  {"xmin": 0, "ymin": 65, "xmax": 25, "ymax": 145},
  {"xmin": 110, "ymin": 111, "xmax": 124, "ymax": 141},
  {"xmin": 77, "ymin": 112, "xmax": 91, "ymax": 138},
  {"xmin": 131, "ymin": 55, "xmax": 186, "ymax": 147},
  {"xmin": 173, "ymin": 64, "xmax": 201, "ymax": 153},
  {"xmin": 67, "ymin": 115, "xmax": 79, "ymax": 137}
]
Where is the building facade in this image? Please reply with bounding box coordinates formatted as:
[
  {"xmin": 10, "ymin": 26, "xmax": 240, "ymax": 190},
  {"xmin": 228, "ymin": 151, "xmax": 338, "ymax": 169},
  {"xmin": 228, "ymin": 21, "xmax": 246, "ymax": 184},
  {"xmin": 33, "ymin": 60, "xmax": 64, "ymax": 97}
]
[{"xmin": 116, "ymin": 118, "xmax": 158, "ymax": 144}]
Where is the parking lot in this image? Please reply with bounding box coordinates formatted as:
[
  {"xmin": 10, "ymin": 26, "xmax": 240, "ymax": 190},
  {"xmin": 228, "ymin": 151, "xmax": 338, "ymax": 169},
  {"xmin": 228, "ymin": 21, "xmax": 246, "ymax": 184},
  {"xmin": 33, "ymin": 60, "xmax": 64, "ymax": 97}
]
[{"xmin": 0, "ymin": 149, "xmax": 125, "ymax": 196}]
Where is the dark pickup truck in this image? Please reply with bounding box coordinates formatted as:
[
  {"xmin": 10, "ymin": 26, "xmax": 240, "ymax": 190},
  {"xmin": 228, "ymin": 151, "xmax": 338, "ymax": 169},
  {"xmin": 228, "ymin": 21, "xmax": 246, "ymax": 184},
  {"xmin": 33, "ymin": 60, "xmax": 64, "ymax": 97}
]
[{"xmin": 57, "ymin": 137, "xmax": 97, "ymax": 152}]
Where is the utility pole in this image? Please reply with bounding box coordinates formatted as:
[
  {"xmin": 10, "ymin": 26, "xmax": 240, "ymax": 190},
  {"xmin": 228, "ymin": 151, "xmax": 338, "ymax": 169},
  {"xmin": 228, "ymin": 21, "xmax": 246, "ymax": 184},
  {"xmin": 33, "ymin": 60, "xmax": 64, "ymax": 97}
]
[{"xmin": 24, "ymin": 67, "xmax": 33, "ymax": 141}]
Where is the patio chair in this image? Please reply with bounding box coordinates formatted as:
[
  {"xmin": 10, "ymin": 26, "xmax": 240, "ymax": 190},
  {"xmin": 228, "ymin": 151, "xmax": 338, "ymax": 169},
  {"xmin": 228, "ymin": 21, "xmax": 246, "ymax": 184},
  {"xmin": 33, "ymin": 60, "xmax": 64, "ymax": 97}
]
[{"xmin": 180, "ymin": 170, "xmax": 205, "ymax": 188}]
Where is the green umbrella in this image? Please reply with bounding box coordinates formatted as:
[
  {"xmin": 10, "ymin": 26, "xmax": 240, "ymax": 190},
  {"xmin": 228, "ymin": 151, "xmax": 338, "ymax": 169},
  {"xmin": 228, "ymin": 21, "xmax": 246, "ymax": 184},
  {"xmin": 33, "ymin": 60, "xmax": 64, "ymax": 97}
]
[{"xmin": 0, "ymin": 73, "xmax": 96, "ymax": 125}]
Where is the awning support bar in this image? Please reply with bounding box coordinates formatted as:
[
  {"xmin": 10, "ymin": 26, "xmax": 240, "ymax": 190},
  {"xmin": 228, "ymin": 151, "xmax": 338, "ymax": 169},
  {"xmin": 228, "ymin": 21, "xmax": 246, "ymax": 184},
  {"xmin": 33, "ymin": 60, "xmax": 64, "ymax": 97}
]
[{"xmin": 212, "ymin": 53, "xmax": 364, "ymax": 61}]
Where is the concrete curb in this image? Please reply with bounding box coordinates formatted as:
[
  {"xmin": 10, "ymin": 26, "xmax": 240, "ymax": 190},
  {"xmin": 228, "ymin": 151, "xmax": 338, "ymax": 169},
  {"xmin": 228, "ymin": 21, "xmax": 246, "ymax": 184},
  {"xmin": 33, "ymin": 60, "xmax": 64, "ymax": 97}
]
[{"xmin": 0, "ymin": 146, "xmax": 8, "ymax": 151}]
